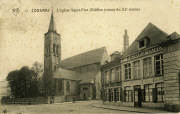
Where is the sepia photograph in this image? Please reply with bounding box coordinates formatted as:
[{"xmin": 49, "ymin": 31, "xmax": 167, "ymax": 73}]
[{"xmin": 0, "ymin": 0, "xmax": 180, "ymax": 113}]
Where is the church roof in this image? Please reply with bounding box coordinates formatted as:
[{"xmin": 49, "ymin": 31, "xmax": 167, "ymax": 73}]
[
  {"xmin": 48, "ymin": 12, "xmax": 56, "ymax": 32},
  {"xmin": 53, "ymin": 68, "xmax": 78, "ymax": 80},
  {"xmin": 53, "ymin": 68, "xmax": 99, "ymax": 83},
  {"xmin": 61, "ymin": 47, "xmax": 106, "ymax": 69},
  {"xmin": 123, "ymin": 23, "xmax": 168, "ymax": 56},
  {"xmin": 78, "ymin": 71, "xmax": 99, "ymax": 84}
]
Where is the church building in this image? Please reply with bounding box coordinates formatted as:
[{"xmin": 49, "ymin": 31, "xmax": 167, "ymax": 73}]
[{"xmin": 43, "ymin": 12, "xmax": 109, "ymax": 103}]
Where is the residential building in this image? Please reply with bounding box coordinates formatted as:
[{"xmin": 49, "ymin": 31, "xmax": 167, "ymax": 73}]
[{"xmin": 101, "ymin": 23, "xmax": 180, "ymax": 112}]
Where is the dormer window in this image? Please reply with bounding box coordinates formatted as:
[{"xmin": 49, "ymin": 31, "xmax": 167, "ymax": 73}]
[
  {"xmin": 137, "ymin": 37, "xmax": 149, "ymax": 50},
  {"xmin": 139, "ymin": 40, "xmax": 145, "ymax": 48}
]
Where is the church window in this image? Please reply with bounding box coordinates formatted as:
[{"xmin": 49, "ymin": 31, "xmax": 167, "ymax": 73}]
[
  {"xmin": 66, "ymin": 81, "xmax": 70, "ymax": 91},
  {"xmin": 53, "ymin": 44, "xmax": 56, "ymax": 53},
  {"xmin": 56, "ymin": 45, "xmax": 58, "ymax": 54},
  {"xmin": 54, "ymin": 66, "xmax": 56, "ymax": 71}
]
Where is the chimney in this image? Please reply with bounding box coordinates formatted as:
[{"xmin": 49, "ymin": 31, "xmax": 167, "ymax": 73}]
[
  {"xmin": 123, "ymin": 29, "xmax": 129, "ymax": 52},
  {"xmin": 110, "ymin": 51, "xmax": 121, "ymax": 61}
]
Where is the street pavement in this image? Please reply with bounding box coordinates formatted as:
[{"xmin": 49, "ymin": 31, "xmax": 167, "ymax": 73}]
[
  {"xmin": 91, "ymin": 101, "xmax": 171, "ymax": 113},
  {"xmin": 0, "ymin": 100, "xmax": 170, "ymax": 113}
]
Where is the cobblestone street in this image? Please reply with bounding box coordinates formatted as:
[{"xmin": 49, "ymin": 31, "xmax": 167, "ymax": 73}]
[
  {"xmin": 1, "ymin": 100, "xmax": 170, "ymax": 113},
  {"xmin": 0, "ymin": 101, "xmax": 130, "ymax": 114}
]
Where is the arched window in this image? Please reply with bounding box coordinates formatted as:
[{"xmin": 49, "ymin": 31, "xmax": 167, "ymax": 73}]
[
  {"xmin": 56, "ymin": 45, "xmax": 58, "ymax": 54},
  {"xmin": 66, "ymin": 81, "xmax": 70, "ymax": 91},
  {"xmin": 58, "ymin": 80, "xmax": 62, "ymax": 91},
  {"xmin": 53, "ymin": 44, "xmax": 56, "ymax": 53}
]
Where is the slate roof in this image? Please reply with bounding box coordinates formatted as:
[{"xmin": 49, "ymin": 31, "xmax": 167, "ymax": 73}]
[
  {"xmin": 53, "ymin": 68, "xmax": 99, "ymax": 84},
  {"xmin": 123, "ymin": 23, "xmax": 169, "ymax": 56},
  {"xmin": 61, "ymin": 47, "xmax": 106, "ymax": 69},
  {"xmin": 53, "ymin": 68, "xmax": 78, "ymax": 80},
  {"xmin": 77, "ymin": 71, "xmax": 99, "ymax": 84},
  {"xmin": 167, "ymin": 32, "xmax": 180, "ymax": 40}
]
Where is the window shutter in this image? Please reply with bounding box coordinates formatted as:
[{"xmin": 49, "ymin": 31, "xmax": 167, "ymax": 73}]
[
  {"xmin": 131, "ymin": 90, "xmax": 133, "ymax": 102},
  {"xmin": 141, "ymin": 89, "xmax": 145, "ymax": 102},
  {"xmin": 120, "ymin": 88, "xmax": 123, "ymax": 102},
  {"xmin": 124, "ymin": 90, "xmax": 126, "ymax": 102},
  {"xmin": 109, "ymin": 89, "xmax": 111, "ymax": 102},
  {"xmin": 114, "ymin": 88, "xmax": 117, "ymax": 102},
  {"xmin": 152, "ymin": 88, "xmax": 157, "ymax": 103}
]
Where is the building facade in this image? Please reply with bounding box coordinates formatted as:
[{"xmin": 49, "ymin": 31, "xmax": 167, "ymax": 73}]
[
  {"xmin": 0, "ymin": 80, "xmax": 11, "ymax": 99},
  {"xmin": 101, "ymin": 23, "xmax": 180, "ymax": 112},
  {"xmin": 44, "ymin": 12, "xmax": 109, "ymax": 103}
]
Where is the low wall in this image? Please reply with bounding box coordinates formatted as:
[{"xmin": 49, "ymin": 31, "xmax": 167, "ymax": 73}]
[
  {"xmin": 54, "ymin": 95, "xmax": 80, "ymax": 103},
  {"xmin": 54, "ymin": 96, "xmax": 65, "ymax": 103},
  {"xmin": 1, "ymin": 97, "xmax": 48, "ymax": 104}
]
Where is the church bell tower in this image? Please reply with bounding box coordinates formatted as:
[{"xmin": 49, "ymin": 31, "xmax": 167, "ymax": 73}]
[{"xmin": 44, "ymin": 11, "xmax": 61, "ymax": 78}]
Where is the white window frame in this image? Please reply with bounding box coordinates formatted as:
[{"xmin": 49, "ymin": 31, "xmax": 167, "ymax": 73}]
[
  {"xmin": 111, "ymin": 68, "xmax": 115, "ymax": 82},
  {"xmin": 124, "ymin": 63, "xmax": 131, "ymax": 80},
  {"xmin": 155, "ymin": 54, "xmax": 163, "ymax": 75},
  {"xmin": 133, "ymin": 60, "xmax": 140, "ymax": 79},
  {"xmin": 117, "ymin": 88, "xmax": 121, "ymax": 102},
  {"xmin": 143, "ymin": 57, "xmax": 152, "ymax": 78}
]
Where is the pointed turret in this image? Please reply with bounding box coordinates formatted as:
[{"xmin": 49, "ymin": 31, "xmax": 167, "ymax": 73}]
[{"xmin": 48, "ymin": 11, "xmax": 56, "ymax": 32}]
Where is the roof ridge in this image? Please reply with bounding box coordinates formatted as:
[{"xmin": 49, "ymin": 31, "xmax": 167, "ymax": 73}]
[
  {"xmin": 149, "ymin": 22, "xmax": 168, "ymax": 36},
  {"xmin": 62, "ymin": 46, "xmax": 106, "ymax": 61},
  {"xmin": 123, "ymin": 22, "xmax": 169, "ymax": 56}
]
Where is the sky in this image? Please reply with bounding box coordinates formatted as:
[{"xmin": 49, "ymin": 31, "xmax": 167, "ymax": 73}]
[{"xmin": 0, "ymin": 0, "xmax": 180, "ymax": 81}]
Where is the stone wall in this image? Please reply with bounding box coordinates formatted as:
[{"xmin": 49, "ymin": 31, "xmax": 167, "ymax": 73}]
[{"xmin": 1, "ymin": 97, "xmax": 48, "ymax": 104}]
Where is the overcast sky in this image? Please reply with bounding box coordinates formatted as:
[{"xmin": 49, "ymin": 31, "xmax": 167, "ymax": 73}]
[{"xmin": 0, "ymin": 0, "xmax": 180, "ymax": 81}]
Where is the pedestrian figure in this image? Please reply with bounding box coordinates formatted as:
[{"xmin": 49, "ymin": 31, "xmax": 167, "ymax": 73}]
[
  {"xmin": 73, "ymin": 97, "xmax": 75, "ymax": 103},
  {"xmin": 50, "ymin": 96, "xmax": 54, "ymax": 104},
  {"xmin": 3, "ymin": 109, "xmax": 7, "ymax": 113},
  {"xmin": 50, "ymin": 97, "xmax": 53, "ymax": 104}
]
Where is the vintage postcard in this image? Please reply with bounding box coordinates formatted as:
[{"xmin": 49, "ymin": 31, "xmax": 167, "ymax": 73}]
[{"xmin": 0, "ymin": 0, "xmax": 180, "ymax": 113}]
